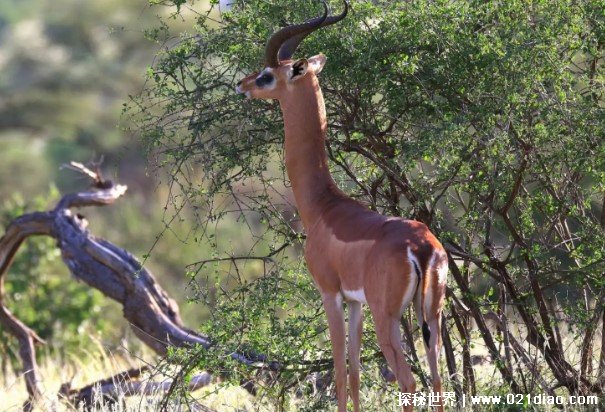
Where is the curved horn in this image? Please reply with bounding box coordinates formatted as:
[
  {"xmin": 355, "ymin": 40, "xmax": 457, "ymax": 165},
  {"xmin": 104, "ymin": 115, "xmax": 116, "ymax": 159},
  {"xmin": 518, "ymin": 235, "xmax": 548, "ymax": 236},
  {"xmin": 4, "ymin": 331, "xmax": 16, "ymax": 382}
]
[
  {"xmin": 278, "ymin": 0, "xmax": 349, "ymax": 62},
  {"xmin": 264, "ymin": 1, "xmax": 329, "ymax": 68}
]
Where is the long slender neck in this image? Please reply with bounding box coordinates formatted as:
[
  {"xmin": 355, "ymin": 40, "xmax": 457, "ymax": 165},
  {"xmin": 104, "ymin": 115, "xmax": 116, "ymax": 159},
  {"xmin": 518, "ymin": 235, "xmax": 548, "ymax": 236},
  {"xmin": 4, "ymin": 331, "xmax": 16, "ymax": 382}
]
[{"xmin": 279, "ymin": 75, "xmax": 341, "ymax": 229}]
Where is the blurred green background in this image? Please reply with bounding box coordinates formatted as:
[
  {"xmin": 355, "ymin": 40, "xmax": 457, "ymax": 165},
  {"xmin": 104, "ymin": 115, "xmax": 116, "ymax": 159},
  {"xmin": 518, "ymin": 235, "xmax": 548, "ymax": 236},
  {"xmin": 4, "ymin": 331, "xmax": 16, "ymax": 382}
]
[{"xmin": 0, "ymin": 0, "xmax": 218, "ymax": 361}]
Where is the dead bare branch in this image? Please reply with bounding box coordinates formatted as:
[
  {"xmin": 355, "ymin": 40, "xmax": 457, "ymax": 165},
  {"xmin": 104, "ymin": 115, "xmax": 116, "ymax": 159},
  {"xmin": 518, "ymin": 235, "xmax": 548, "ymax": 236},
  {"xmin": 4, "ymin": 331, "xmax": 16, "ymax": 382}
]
[{"xmin": 0, "ymin": 164, "xmax": 269, "ymax": 410}]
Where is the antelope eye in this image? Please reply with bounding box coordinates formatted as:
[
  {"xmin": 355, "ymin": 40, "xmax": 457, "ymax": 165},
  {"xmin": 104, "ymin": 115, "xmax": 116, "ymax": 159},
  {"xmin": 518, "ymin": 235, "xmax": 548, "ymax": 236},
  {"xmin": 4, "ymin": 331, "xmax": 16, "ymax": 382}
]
[{"xmin": 256, "ymin": 73, "xmax": 274, "ymax": 87}]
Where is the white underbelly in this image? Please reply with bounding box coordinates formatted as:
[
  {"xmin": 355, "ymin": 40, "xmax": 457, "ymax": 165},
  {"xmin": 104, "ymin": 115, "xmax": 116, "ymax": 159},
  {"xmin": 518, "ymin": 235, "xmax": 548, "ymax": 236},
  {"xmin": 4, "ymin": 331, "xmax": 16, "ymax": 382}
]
[{"xmin": 341, "ymin": 288, "xmax": 367, "ymax": 304}]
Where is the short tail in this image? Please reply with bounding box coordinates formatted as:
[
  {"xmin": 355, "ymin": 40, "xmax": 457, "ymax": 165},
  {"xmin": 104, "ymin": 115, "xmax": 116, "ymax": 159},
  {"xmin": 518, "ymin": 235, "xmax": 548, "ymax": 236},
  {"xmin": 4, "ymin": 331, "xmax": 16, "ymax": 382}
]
[
  {"xmin": 412, "ymin": 248, "xmax": 447, "ymax": 348},
  {"xmin": 419, "ymin": 259, "xmax": 431, "ymax": 347}
]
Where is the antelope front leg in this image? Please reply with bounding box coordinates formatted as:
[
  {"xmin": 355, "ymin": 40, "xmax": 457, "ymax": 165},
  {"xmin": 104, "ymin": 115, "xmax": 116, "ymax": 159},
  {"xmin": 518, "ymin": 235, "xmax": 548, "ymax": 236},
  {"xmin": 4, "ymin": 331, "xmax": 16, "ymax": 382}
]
[
  {"xmin": 347, "ymin": 301, "xmax": 363, "ymax": 412},
  {"xmin": 321, "ymin": 292, "xmax": 348, "ymax": 412}
]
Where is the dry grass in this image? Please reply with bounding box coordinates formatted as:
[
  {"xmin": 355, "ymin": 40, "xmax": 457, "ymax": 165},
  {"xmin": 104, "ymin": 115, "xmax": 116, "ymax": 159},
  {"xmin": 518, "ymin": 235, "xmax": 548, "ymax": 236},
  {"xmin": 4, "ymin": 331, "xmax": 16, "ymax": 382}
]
[
  {"xmin": 2, "ymin": 324, "xmax": 600, "ymax": 411},
  {"xmin": 0, "ymin": 339, "xmax": 256, "ymax": 412}
]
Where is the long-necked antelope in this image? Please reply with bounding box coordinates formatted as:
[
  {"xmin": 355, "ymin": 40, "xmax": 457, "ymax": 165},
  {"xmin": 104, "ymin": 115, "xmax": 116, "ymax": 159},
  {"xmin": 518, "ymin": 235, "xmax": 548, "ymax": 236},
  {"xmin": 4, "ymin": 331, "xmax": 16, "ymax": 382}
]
[{"xmin": 236, "ymin": 2, "xmax": 447, "ymax": 410}]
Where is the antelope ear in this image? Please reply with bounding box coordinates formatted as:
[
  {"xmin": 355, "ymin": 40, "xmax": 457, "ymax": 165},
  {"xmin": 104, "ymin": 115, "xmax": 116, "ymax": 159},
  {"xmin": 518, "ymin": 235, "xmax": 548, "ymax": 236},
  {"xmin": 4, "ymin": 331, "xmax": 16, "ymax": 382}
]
[
  {"xmin": 289, "ymin": 58, "xmax": 309, "ymax": 82},
  {"xmin": 307, "ymin": 54, "xmax": 327, "ymax": 74}
]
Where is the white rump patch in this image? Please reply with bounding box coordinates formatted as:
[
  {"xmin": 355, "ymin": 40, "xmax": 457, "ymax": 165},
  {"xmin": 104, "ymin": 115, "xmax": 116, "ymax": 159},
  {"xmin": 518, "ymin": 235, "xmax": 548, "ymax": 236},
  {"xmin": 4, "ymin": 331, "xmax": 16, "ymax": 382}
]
[
  {"xmin": 437, "ymin": 251, "xmax": 448, "ymax": 285},
  {"xmin": 342, "ymin": 288, "xmax": 367, "ymax": 304},
  {"xmin": 423, "ymin": 251, "xmax": 438, "ymax": 312}
]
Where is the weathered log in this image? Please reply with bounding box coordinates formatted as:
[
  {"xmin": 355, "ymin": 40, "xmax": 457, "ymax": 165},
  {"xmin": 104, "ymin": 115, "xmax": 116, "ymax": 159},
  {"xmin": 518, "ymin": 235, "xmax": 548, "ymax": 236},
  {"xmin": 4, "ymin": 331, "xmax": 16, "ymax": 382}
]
[{"xmin": 0, "ymin": 162, "xmax": 267, "ymax": 410}]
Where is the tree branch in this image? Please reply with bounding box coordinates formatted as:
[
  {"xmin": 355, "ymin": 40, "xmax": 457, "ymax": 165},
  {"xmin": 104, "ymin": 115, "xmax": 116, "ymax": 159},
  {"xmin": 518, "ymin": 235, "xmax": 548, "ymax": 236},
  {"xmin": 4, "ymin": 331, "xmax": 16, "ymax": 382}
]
[{"xmin": 0, "ymin": 164, "xmax": 270, "ymax": 409}]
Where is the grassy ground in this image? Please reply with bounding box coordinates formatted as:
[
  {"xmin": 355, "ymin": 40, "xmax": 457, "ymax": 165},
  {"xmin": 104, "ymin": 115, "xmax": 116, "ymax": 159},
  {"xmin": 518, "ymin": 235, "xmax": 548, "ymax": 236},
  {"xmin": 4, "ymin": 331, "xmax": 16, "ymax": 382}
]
[
  {"xmin": 0, "ymin": 343, "xmax": 405, "ymax": 411},
  {"xmin": 0, "ymin": 341, "xmax": 256, "ymax": 412},
  {"xmin": 2, "ymin": 329, "xmax": 600, "ymax": 411}
]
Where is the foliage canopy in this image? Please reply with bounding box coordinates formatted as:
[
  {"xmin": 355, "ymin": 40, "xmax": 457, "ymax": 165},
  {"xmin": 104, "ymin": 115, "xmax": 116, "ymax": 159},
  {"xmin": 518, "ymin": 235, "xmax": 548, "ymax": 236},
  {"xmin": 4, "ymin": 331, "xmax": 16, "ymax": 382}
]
[{"xmin": 134, "ymin": 0, "xmax": 605, "ymax": 408}]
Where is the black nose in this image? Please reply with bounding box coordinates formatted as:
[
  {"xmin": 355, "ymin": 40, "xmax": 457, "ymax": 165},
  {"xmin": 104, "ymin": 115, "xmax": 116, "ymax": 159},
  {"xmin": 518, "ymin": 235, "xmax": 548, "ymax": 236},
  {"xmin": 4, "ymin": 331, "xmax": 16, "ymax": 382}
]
[{"xmin": 237, "ymin": 80, "xmax": 242, "ymax": 86}]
